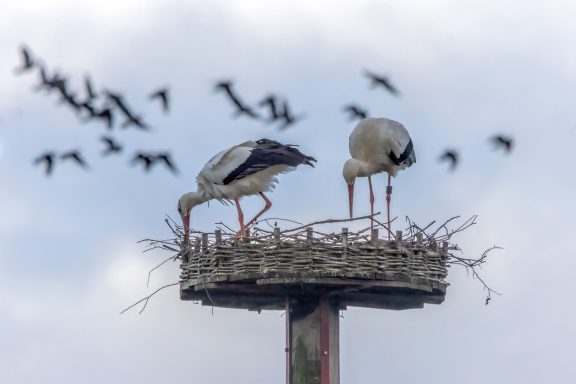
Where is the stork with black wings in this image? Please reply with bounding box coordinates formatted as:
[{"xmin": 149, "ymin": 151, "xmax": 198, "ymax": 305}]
[
  {"xmin": 343, "ymin": 117, "xmax": 416, "ymax": 237},
  {"xmin": 177, "ymin": 139, "xmax": 316, "ymax": 235}
]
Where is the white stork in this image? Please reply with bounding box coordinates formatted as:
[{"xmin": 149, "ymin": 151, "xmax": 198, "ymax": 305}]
[
  {"xmin": 178, "ymin": 139, "xmax": 316, "ymax": 235},
  {"xmin": 342, "ymin": 117, "xmax": 416, "ymax": 238}
]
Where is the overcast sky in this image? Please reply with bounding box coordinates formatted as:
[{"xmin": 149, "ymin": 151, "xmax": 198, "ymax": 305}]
[{"xmin": 1, "ymin": 1, "xmax": 576, "ymax": 383}]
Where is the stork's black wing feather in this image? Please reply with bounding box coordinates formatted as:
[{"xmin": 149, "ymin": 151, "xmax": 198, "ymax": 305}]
[
  {"xmin": 222, "ymin": 140, "xmax": 316, "ymax": 185},
  {"xmin": 389, "ymin": 139, "xmax": 414, "ymax": 166}
]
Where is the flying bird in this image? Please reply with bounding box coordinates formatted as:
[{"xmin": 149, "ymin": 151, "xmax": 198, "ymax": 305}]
[
  {"xmin": 122, "ymin": 114, "xmax": 149, "ymax": 130},
  {"xmin": 83, "ymin": 75, "xmax": 98, "ymax": 100},
  {"xmin": 364, "ymin": 70, "xmax": 400, "ymax": 96},
  {"xmin": 100, "ymin": 136, "xmax": 122, "ymax": 156},
  {"xmin": 131, "ymin": 153, "xmax": 156, "ymax": 172},
  {"xmin": 343, "ymin": 117, "xmax": 415, "ymax": 237},
  {"xmin": 60, "ymin": 150, "xmax": 89, "ymax": 169},
  {"xmin": 343, "ymin": 104, "xmax": 368, "ymax": 121},
  {"xmin": 34, "ymin": 65, "xmax": 52, "ymax": 92},
  {"xmin": 214, "ymin": 80, "xmax": 260, "ymax": 119},
  {"xmin": 149, "ymin": 87, "xmax": 170, "ymax": 113},
  {"xmin": 177, "ymin": 139, "xmax": 316, "ymax": 236},
  {"xmin": 104, "ymin": 90, "xmax": 145, "ymax": 128},
  {"xmin": 35, "ymin": 66, "xmax": 67, "ymax": 94},
  {"xmin": 56, "ymin": 88, "xmax": 83, "ymax": 113},
  {"xmin": 14, "ymin": 46, "xmax": 35, "ymax": 74},
  {"xmin": 33, "ymin": 152, "xmax": 56, "ymax": 176},
  {"xmin": 155, "ymin": 152, "xmax": 179, "ymax": 175},
  {"xmin": 490, "ymin": 135, "xmax": 513, "ymax": 153},
  {"xmin": 258, "ymin": 94, "xmax": 280, "ymax": 123},
  {"xmin": 439, "ymin": 149, "xmax": 459, "ymax": 171},
  {"xmin": 83, "ymin": 104, "xmax": 114, "ymax": 129},
  {"xmin": 277, "ymin": 100, "xmax": 305, "ymax": 130}
]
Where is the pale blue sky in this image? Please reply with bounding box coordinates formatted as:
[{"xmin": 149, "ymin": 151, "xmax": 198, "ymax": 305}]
[{"xmin": 1, "ymin": 1, "xmax": 576, "ymax": 383}]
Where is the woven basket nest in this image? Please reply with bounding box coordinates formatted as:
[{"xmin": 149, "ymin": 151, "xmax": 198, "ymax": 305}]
[{"xmin": 179, "ymin": 219, "xmax": 456, "ymax": 289}]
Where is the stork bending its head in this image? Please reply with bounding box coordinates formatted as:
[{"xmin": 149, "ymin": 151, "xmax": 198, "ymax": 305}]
[
  {"xmin": 343, "ymin": 117, "xmax": 416, "ymax": 238},
  {"xmin": 178, "ymin": 139, "xmax": 316, "ymax": 236}
]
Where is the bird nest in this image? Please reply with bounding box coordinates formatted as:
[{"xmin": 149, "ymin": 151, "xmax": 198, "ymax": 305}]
[
  {"xmin": 170, "ymin": 215, "xmax": 484, "ymax": 311},
  {"xmin": 127, "ymin": 215, "xmax": 498, "ymax": 314},
  {"xmin": 181, "ymin": 226, "xmax": 449, "ymax": 283}
]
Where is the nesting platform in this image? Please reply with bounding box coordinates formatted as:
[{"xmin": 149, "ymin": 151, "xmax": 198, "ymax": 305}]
[{"xmin": 180, "ymin": 227, "xmax": 449, "ymax": 311}]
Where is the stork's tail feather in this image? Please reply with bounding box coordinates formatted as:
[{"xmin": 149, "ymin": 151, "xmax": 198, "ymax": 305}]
[
  {"xmin": 256, "ymin": 138, "xmax": 317, "ymax": 168},
  {"xmin": 303, "ymin": 155, "xmax": 317, "ymax": 167},
  {"xmin": 283, "ymin": 146, "xmax": 317, "ymax": 168}
]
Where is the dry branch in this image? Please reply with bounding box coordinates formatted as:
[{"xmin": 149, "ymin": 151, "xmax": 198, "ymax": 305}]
[{"xmin": 119, "ymin": 282, "xmax": 180, "ymax": 315}]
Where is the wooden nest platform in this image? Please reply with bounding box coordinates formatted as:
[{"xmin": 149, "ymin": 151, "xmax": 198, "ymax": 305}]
[{"xmin": 180, "ymin": 226, "xmax": 450, "ymax": 311}]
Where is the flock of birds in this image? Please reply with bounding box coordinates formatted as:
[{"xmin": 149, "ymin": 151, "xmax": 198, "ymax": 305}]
[
  {"xmin": 16, "ymin": 45, "xmax": 514, "ymax": 178},
  {"xmin": 15, "ymin": 45, "xmax": 178, "ymax": 176},
  {"xmin": 15, "ymin": 44, "xmax": 515, "ymax": 235},
  {"xmin": 214, "ymin": 81, "xmax": 306, "ymax": 130}
]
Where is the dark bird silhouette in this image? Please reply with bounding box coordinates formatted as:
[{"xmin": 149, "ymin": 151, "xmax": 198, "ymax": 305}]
[
  {"xmin": 35, "ymin": 66, "xmax": 67, "ymax": 93},
  {"xmin": 343, "ymin": 104, "xmax": 368, "ymax": 121},
  {"xmin": 83, "ymin": 104, "xmax": 114, "ymax": 130},
  {"xmin": 277, "ymin": 100, "xmax": 305, "ymax": 130},
  {"xmin": 364, "ymin": 70, "xmax": 400, "ymax": 96},
  {"xmin": 155, "ymin": 152, "xmax": 179, "ymax": 174},
  {"xmin": 104, "ymin": 90, "xmax": 148, "ymax": 130},
  {"xmin": 60, "ymin": 150, "xmax": 89, "ymax": 169},
  {"xmin": 149, "ymin": 87, "xmax": 169, "ymax": 113},
  {"xmin": 122, "ymin": 114, "xmax": 149, "ymax": 130},
  {"xmin": 104, "ymin": 90, "xmax": 137, "ymax": 119},
  {"xmin": 490, "ymin": 135, "xmax": 514, "ymax": 153},
  {"xmin": 33, "ymin": 152, "xmax": 56, "ymax": 176},
  {"xmin": 130, "ymin": 153, "xmax": 156, "ymax": 172},
  {"xmin": 100, "ymin": 136, "xmax": 122, "ymax": 156},
  {"xmin": 80, "ymin": 100, "xmax": 95, "ymax": 115},
  {"xmin": 57, "ymin": 88, "xmax": 83, "ymax": 113},
  {"xmin": 35, "ymin": 65, "xmax": 51, "ymax": 91},
  {"xmin": 93, "ymin": 107, "xmax": 114, "ymax": 129},
  {"xmin": 84, "ymin": 75, "xmax": 98, "ymax": 100},
  {"xmin": 214, "ymin": 80, "xmax": 260, "ymax": 119},
  {"xmin": 130, "ymin": 152, "xmax": 178, "ymax": 174},
  {"xmin": 439, "ymin": 149, "xmax": 459, "ymax": 171},
  {"xmin": 258, "ymin": 94, "xmax": 280, "ymax": 123},
  {"xmin": 14, "ymin": 46, "xmax": 35, "ymax": 74}
]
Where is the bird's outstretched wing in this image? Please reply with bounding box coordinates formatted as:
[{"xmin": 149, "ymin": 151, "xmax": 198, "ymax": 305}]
[{"xmin": 61, "ymin": 151, "xmax": 89, "ymax": 169}]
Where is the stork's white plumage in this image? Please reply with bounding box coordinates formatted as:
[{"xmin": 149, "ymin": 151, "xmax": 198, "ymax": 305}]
[
  {"xmin": 178, "ymin": 139, "xmax": 316, "ymax": 235},
  {"xmin": 342, "ymin": 117, "xmax": 416, "ymax": 238}
]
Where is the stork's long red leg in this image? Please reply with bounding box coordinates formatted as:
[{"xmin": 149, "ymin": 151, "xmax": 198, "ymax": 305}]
[
  {"xmin": 246, "ymin": 192, "xmax": 272, "ymax": 228},
  {"xmin": 368, "ymin": 176, "xmax": 375, "ymax": 230},
  {"xmin": 386, "ymin": 174, "xmax": 392, "ymax": 241},
  {"xmin": 234, "ymin": 197, "xmax": 245, "ymax": 235}
]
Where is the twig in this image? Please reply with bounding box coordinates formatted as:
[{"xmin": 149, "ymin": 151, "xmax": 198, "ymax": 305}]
[
  {"xmin": 449, "ymin": 245, "xmax": 502, "ymax": 303},
  {"xmin": 147, "ymin": 254, "xmax": 180, "ymax": 287},
  {"xmin": 282, "ymin": 212, "xmax": 381, "ymax": 234},
  {"xmin": 215, "ymin": 221, "xmax": 235, "ymax": 234},
  {"xmin": 256, "ymin": 217, "xmax": 303, "ymax": 227},
  {"xmin": 119, "ymin": 282, "xmax": 180, "ymax": 315}
]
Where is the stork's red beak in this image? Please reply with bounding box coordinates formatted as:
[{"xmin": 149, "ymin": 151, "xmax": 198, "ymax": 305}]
[
  {"xmin": 182, "ymin": 214, "xmax": 190, "ymax": 234},
  {"xmin": 348, "ymin": 183, "xmax": 354, "ymax": 219}
]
